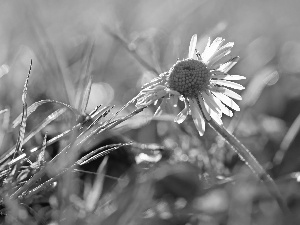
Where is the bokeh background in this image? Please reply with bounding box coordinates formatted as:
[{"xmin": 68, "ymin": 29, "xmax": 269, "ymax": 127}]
[
  {"xmin": 1, "ymin": 0, "xmax": 299, "ymax": 171},
  {"xmin": 1, "ymin": 0, "xmax": 300, "ymax": 224}
]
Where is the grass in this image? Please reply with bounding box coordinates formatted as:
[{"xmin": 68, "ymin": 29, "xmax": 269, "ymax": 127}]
[{"xmin": 1, "ymin": 1, "xmax": 300, "ymax": 224}]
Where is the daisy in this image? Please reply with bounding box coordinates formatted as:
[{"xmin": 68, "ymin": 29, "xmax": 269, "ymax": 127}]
[{"xmin": 136, "ymin": 34, "xmax": 245, "ymax": 136}]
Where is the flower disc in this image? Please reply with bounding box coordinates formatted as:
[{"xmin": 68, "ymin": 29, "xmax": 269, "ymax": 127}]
[{"xmin": 168, "ymin": 59, "xmax": 211, "ymax": 97}]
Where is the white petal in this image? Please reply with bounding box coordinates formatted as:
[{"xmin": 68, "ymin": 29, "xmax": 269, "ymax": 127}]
[
  {"xmin": 209, "ymin": 108, "xmax": 223, "ymax": 125},
  {"xmin": 222, "ymin": 88, "xmax": 242, "ymax": 100},
  {"xmin": 202, "ymin": 92, "xmax": 222, "ymax": 115},
  {"xmin": 219, "ymin": 42, "xmax": 234, "ymax": 50},
  {"xmin": 154, "ymin": 106, "xmax": 163, "ymax": 116},
  {"xmin": 190, "ymin": 99, "xmax": 205, "ymax": 136},
  {"xmin": 209, "ymin": 42, "xmax": 235, "ymax": 66},
  {"xmin": 198, "ymin": 98, "xmax": 211, "ymax": 121},
  {"xmin": 141, "ymin": 76, "xmax": 163, "ymax": 89},
  {"xmin": 219, "ymin": 56, "xmax": 239, "ymax": 73},
  {"xmin": 189, "ymin": 34, "xmax": 198, "ymax": 58},
  {"xmin": 211, "ymin": 70, "xmax": 225, "ymax": 75},
  {"xmin": 225, "ymin": 75, "xmax": 246, "ymax": 80},
  {"xmin": 141, "ymin": 84, "xmax": 166, "ymax": 93},
  {"xmin": 202, "ymin": 37, "xmax": 211, "ymax": 57},
  {"xmin": 213, "ymin": 92, "xmax": 240, "ymax": 111},
  {"xmin": 203, "ymin": 37, "xmax": 225, "ymax": 63},
  {"xmin": 212, "ymin": 74, "xmax": 246, "ymax": 80},
  {"xmin": 211, "ymin": 79, "xmax": 245, "ymax": 90},
  {"xmin": 210, "ymin": 37, "xmax": 225, "ymax": 52},
  {"xmin": 154, "ymin": 98, "xmax": 167, "ymax": 116},
  {"xmin": 210, "ymin": 54, "xmax": 233, "ymax": 69},
  {"xmin": 208, "ymin": 50, "xmax": 232, "ymax": 68},
  {"xmin": 174, "ymin": 107, "xmax": 189, "ymax": 124},
  {"xmin": 203, "ymin": 99, "xmax": 223, "ymax": 125},
  {"xmin": 210, "ymin": 93, "xmax": 233, "ymax": 117},
  {"xmin": 210, "ymin": 86, "xmax": 242, "ymax": 100}
]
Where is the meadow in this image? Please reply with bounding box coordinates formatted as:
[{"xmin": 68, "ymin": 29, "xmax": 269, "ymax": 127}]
[{"xmin": 0, "ymin": 0, "xmax": 300, "ymax": 224}]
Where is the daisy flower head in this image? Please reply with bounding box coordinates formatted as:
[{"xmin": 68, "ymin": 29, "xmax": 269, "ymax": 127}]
[{"xmin": 136, "ymin": 34, "xmax": 245, "ymax": 136}]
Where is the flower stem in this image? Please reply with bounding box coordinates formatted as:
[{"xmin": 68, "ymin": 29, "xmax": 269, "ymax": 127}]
[{"xmin": 207, "ymin": 118, "xmax": 288, "ymax": 214}]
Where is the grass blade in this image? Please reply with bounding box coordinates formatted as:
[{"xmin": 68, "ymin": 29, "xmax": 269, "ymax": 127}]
[
  {"xmin": 23, "ymin": 108, "xmax": 66, "ymax": 144},
  {"xmin": 12, "ymin": 99, "xmax": 80, "ymax": 128},
  {"xmin": 272, "ymin": 113, "xmax": 300, "ymax": 168},
  {"xmin": 15, "ymin": 60, "xmax": 32, "ymax": 155},
  {"xmin": 0, "ymin": 109, "xmax": 10, "ymax": 154},
  {"xmin": 76, "ymin": 38, "xmax": 96, "ymax": 114},
  {"xmin": 85, "ymin": 156, "xmax": 108, "ymax": 212},
  {"xmin": 0, "ymin": 108, "xmax": 67, "ymax": 165},
  {"xmin": 102, "ymin": 24, "xmax": 159, "ymax": 75}
]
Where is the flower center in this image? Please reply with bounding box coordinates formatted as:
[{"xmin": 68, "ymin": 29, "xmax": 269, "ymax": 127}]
[{"xmin": 168, "ymin": 58, "xmax": 211, "ymax": 98}]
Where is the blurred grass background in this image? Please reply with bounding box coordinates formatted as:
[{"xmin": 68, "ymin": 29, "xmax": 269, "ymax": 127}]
[
  {"xmin": 2, "ymin": 0, "xmax": 299, "ymax": 170},
  {"xmin": 1, "ymin": 0, "xmax": 300, "ymax": 224}
]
